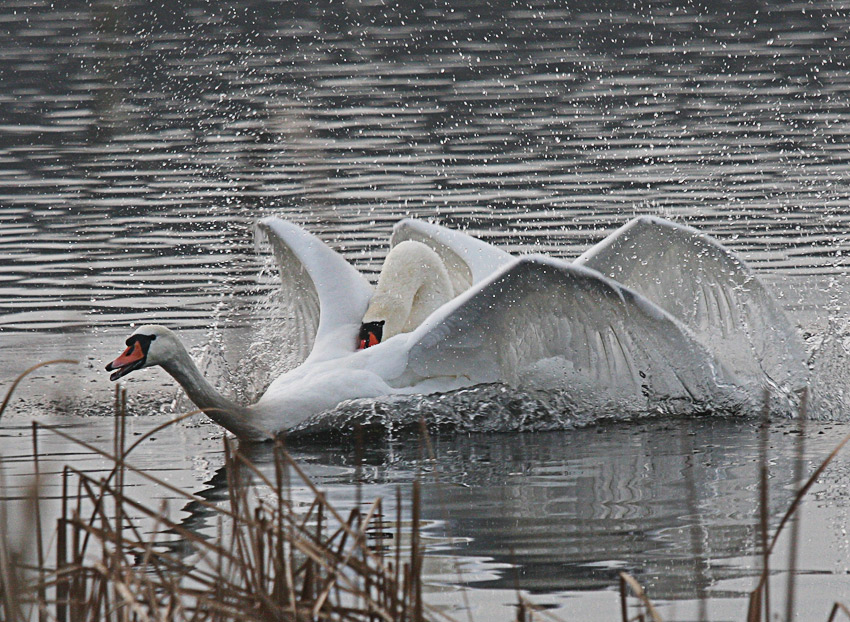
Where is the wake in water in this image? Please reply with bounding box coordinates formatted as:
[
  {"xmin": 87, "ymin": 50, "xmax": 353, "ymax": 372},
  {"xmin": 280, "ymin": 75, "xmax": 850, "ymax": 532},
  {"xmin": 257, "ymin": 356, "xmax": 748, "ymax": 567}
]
[{"xmin": 287, "ymin": 382, "xmax": 763, "ymax": 439}]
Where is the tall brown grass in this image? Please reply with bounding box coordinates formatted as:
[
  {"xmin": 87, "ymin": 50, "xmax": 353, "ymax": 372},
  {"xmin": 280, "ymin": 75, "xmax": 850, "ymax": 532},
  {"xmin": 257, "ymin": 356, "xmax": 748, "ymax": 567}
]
[{"xmin": 0, "ymin": 365, "xmax": 442, "ymax": 622}]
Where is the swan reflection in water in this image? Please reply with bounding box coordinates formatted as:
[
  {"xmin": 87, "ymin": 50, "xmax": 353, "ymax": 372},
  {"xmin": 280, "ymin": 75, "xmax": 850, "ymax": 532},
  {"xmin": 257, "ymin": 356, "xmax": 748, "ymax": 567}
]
[
  {"xmin": 168, "ymin": 419, "xmax": 798, "ymax": 601},
  {"xmin": 106, "ymin": 216, "xmax": 807, "ymax": 440}
]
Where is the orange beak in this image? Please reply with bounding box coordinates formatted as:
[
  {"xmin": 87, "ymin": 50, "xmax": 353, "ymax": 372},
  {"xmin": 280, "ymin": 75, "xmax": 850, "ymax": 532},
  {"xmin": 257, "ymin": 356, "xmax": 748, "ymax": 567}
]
[
  {"xmin": 106, "ymin": 341, "xmax": 146, "ymax": 380},
  {"xmin": 357, "ymin": 320, "xmax": 384, "ymax": 350},
  {"xmin": 358, "ymin": 332, "xmax": 380, "ymax": 350}
]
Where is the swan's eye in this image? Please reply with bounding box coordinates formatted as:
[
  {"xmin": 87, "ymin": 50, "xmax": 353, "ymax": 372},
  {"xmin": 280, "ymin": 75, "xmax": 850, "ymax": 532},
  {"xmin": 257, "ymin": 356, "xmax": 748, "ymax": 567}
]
[
  {"xmin": 126, "ymin": 334, "xmax": 156, "ymax": 347},
  {"xmin": 358, "ymin": 321, "xmax": 384, "ymax": 349}
]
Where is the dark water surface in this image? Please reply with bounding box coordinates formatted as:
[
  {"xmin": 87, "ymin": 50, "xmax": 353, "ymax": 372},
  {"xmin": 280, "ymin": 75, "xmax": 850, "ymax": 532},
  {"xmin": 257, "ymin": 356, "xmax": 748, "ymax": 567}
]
[{"xmin": 3, "ymin": 0, "xmax": 850, "ymax": 618}]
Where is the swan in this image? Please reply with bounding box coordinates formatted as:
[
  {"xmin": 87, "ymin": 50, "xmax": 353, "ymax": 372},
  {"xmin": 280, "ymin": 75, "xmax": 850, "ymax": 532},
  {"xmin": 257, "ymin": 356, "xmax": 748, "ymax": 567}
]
[
  {"xmin": 359, "ymin": 240, "xmax": 456, "ymax": 346},
  {"xmin": 106, "ymin": 216, "xmax": 807, "ymax": 441}
]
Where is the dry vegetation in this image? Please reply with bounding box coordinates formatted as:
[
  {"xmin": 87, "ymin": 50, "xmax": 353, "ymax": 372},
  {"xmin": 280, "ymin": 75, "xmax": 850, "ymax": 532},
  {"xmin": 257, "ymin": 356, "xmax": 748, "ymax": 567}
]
[
  {"xmin": 1, "ymin": 375, "xmax": 438, "ymax": 622},
  {"xmin": 1, "ymin": 364, "xmax": 849, "ymax": 622}
]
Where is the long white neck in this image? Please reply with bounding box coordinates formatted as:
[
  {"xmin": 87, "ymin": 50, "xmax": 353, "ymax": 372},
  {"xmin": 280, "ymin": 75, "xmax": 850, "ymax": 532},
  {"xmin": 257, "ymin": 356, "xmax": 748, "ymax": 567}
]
[
  {"xmin": 363, "ymin": 240, "xmax": 454, "ymax": 339},
  {"xmin": 160, "ymin": 344, "xmax": 272, "ymax": 441}
]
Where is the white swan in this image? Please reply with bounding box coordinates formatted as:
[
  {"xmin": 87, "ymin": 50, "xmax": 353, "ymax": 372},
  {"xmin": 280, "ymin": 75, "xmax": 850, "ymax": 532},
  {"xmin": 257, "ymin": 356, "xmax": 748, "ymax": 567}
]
[
  {"xmin": 360, "ymin": 240, "xmax": 456, "ymax": 346},
  {"xmin": 106, "ymin": 216, "xmax": 807, "ymax": 441}
]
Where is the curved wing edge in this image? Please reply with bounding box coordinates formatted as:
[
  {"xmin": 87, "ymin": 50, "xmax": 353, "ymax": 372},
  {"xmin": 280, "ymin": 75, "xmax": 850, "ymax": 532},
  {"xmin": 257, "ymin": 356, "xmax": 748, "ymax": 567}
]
[
  {"xmin": 391, "ymin": 219, "xmax": 513, "ymax": 295},
  {"xmin": 396, "ymin": 255, "xmax": 734, "ymax": 412},
  {"xmin": 256, "ymin": 217, "xmax": 373, "ymax": 361}
]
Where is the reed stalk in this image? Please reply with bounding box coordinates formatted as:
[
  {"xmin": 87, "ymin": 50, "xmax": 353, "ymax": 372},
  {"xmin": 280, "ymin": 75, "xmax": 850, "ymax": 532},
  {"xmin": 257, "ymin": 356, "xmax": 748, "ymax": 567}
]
[{"xmin": 0, "ymin": 374, "xmax": 440, "ymax": 622}]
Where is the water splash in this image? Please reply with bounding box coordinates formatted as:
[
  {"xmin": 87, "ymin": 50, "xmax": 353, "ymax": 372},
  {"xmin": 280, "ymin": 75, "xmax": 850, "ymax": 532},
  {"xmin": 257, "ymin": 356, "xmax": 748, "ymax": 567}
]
[
  {"xmin": 806, "ymin": 317, "xmax": 850, "ymax": 420},
  {"xmin": 288, "ymin": 382, "xmax": 757, "ymax": 439}
]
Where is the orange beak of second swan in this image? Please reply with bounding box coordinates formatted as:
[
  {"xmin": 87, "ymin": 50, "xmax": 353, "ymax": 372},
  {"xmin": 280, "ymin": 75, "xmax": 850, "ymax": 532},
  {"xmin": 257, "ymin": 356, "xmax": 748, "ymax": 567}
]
[{"xmin": 358, "ymin": 321, "xmax": 384, "ymax": 350}]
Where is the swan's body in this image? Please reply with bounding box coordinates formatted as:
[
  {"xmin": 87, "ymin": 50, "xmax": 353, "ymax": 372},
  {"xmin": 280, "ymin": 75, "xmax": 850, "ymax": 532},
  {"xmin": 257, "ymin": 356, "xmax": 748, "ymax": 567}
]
[{"xmin": 107, "ymin": 216, "xmax": 807, "ymax": 441}]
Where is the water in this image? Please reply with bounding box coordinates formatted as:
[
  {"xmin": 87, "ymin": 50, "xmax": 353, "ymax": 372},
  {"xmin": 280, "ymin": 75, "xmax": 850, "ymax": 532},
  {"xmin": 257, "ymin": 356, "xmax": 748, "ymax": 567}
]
[{"xmin": 3, "ymin": 0, "xmax": 850, "ymax": 618}]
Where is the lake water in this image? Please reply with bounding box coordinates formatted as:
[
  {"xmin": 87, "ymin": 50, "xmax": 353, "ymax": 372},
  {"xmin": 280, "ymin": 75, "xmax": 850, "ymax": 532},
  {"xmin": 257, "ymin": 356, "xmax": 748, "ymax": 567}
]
[{"xmin": 3, "ymin": 0, "xmax": 850, "ymax": 619}]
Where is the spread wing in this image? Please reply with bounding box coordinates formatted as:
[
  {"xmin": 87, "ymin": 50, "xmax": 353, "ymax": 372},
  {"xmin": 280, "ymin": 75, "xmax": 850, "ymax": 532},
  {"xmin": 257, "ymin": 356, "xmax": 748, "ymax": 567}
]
[
  {"xmin": 575, "ymin": 216, "xmax": 807, "ymax": 393},
  {"xmin": 390, "ymin": 219, "xmax": 513, "ymax": 296},
  {"xmin": 395, "ymin": 256, "xmax": 731, "ymax": 411},
  {"xmin": 255, "ymin": 217, "xmax": 373, "ymax": 363}
]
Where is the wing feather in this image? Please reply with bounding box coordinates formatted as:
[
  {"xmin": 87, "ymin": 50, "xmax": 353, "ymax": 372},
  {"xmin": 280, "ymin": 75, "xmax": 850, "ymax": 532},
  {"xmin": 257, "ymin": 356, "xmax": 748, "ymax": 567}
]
[
  {"xmin": 255, "ymin": 218, "xmax": 373, "ymax": 363},
  {"xmin": 394, "ymin": 256, "xmax": 731, "ymax": 412},
  {"xmin": 576, "ymin": 216, "xmax": 807, "ymax": 392}
]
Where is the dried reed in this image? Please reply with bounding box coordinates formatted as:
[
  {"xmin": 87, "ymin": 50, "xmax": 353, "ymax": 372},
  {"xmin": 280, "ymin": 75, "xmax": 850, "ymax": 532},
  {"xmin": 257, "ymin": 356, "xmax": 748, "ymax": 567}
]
[{"xmin": 0, "ymin": 364, "xmax": 442, "ymax": 622}]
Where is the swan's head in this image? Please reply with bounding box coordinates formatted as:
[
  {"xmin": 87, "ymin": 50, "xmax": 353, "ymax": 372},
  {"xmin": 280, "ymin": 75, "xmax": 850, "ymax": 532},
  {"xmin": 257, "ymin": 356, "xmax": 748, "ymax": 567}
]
[
  {"xmin": 105, "ymin": 324, "xmax": 179, "ymax": 380},
  {"xmin": 358, "ymin": 320, "xmax": 384, "ymax": 349}
]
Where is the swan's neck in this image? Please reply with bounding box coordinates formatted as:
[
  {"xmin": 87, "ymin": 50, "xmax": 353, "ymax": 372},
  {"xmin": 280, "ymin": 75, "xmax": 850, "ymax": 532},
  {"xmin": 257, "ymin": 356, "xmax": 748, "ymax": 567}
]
[
  {"xmin": 363, "ymin": 240, "xmax": 454, "ymax": 339},
  {"xmin": 161, "ymin": 346, "xmax": 271, "ymax": 441}
]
